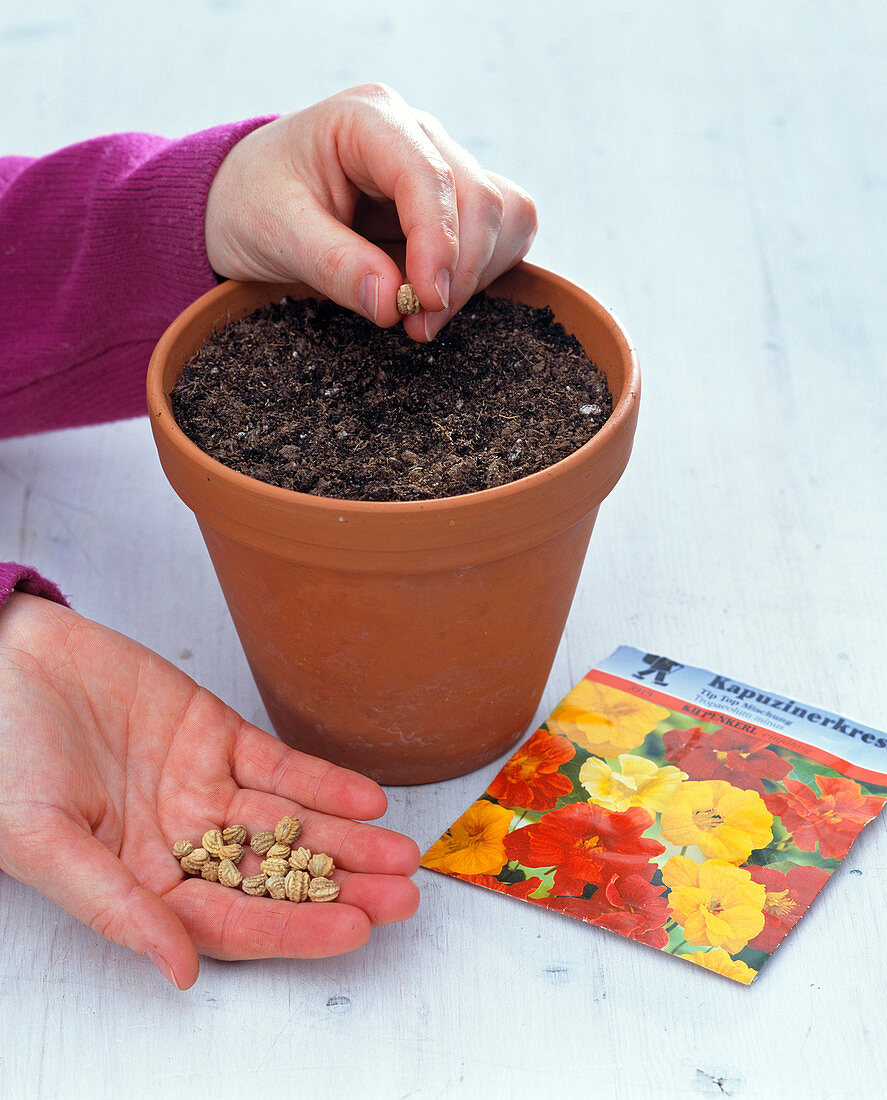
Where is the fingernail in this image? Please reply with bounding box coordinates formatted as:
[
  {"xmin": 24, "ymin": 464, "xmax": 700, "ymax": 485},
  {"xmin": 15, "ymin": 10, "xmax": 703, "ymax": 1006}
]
[
  {"xmin": 359, "ymin": 274, "xmax": 380, "ymax": 322},
  {"xmin": 434, "ymin": 268, "xmax": 450, "ymax": 310},
  {"xmin": 424, "ymin": 307, "xmax": 452, "ymax": 342},
  {"xmin": 148, "ymin": 949, "xmax": 182, "ymax": 990}
]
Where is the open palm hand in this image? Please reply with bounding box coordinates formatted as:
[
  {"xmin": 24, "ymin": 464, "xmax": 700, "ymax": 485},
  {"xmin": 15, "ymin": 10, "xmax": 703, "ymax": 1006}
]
[{"xmin": 0, "ymin": 594, "xmax": 420, "ymax": 989}]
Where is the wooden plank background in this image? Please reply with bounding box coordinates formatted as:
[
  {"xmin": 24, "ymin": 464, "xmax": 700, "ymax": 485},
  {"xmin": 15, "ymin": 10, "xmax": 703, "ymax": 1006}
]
[{"xmin": 1, "ymin": 2, "xmax": 885, "ymax": 1096}]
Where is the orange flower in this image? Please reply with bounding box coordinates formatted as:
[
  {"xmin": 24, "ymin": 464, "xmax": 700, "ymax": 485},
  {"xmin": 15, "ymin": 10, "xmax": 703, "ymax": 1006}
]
[
  {"xmin": 659, "ymin": 779, "xmax": 773, "ymax": 862},
  {"xmin": 421, "ymin": 800, "xmax": 514, "ymax": 876},
  {"xmin": 547, "ymin": 679, "xmax": 670, "ymax": 758},
  {"xmin": 678, "ymin": 949, "xmax": 757, "ymax": 985},
  {"xmin": 488, "ymin": 728, "xmax": 575, "ymax": 810},
  {"xmin": 663, "ymin": 856, "xmax": 766, "ymax": 953}
]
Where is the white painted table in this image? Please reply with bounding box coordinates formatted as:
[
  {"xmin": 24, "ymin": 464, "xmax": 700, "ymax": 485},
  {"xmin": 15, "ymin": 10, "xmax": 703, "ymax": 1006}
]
[{"xmin": 2, "ymin": 3, "xmax": 886, "ymax": 1097}]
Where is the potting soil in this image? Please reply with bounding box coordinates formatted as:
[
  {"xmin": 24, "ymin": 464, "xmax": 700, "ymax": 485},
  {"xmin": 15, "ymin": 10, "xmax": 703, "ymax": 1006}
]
[{"xmin": 171, "ymin": 293, "xmax": 612, "ymax": 502}]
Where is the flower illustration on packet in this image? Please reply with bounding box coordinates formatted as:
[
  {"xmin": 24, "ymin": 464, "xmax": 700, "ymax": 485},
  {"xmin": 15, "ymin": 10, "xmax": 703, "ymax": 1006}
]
[{"xmin": 421, "ymin": 646, "xmax": 887, "ymax": 984}]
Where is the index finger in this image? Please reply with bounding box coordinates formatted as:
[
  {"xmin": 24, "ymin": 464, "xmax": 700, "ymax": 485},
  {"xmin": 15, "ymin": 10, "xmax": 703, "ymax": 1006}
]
[{"xmin": 338, "ymin": 84, "xmax": 459, "ymax": 312}]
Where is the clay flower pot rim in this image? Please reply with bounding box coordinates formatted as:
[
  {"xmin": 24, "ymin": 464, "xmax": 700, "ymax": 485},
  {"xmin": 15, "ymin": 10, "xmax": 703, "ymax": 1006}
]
[{"xmin": 147, "ymin": 260, "xmax": 640, "ymax": 516}]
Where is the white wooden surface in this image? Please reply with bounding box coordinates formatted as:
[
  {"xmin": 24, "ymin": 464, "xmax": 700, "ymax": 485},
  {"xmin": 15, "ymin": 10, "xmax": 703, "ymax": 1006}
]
[{"xmin": 2, "ymin": 2, "xmax": 886, "ymax": 1097}]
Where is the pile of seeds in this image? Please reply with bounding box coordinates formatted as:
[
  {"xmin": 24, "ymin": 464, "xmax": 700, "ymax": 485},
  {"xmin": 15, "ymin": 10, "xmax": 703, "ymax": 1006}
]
[{"xmin": 172, "ymin": 815, "xmax": 340, "ymax": 903}]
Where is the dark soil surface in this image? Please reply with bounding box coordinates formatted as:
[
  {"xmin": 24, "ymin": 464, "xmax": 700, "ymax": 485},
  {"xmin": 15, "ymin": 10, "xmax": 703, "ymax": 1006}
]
[{"xmin": 171, "ymin": 293, "xmax": 612, "ymax": 502}]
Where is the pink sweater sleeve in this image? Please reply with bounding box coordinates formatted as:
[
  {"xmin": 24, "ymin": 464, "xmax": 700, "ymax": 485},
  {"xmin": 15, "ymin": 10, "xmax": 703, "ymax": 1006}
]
[
  {"xmin": 0, "ymin": 116, "xmax": 275, "ymax": 440},
  {"xmin": 0, "ymin": 116, "xmax": 275, "ymax": 612},
  {"xmin": 0, "ymin": 563, "xmax": 69, "ymax": 609}
]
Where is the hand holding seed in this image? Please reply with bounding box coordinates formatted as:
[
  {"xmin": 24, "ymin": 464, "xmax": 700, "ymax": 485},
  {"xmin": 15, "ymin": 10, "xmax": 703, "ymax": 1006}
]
[
  {"xmin": 0, "ymin": 593, "xmax": 421, "ymax": 991},
  {"xmin": 205, "ymin": 83, "xmax": 538, "ymax": 342}
]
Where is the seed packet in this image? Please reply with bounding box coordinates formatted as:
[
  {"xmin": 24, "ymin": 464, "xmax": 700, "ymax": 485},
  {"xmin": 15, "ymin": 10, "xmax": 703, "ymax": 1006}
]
[{"xmin": 421, "ymin": 647, "xmax": 887, "ymax": 984}]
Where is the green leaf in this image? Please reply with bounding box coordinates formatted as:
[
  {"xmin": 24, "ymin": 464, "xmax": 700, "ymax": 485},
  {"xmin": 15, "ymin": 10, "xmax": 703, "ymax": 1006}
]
[
  {"xmin": 735, "ymin": 946, "xmax": 768, "ymax": 970},
  {"xmin": 496, "ymin": 864, "xmax": 527, "ymax": 885},
  {"xmin": 781, "ymin": 849, "xmax": 839, "ymax": 871},
  {"xmin": 504, "ymin": 808, "xmax": 545, "ymax": 829},
  {"xmin": 531, "ymin": 865, "xmax": 558, "ymax": 896},
  {"xmin": 666, "ymin": 924, "xmax": 690, "ymax": 954},
  {"xmin": 554, "ymin": 744, "xmax": 595, "ymax": 803},
  {"xmin": 784, "ymin": 758, "xmax": 828, "ymax": 791},
  {"xmin": 640, "ymin": 730, "xmax": 666, "ymax": 762},
  {"xmin": 746, "ymin": 845, "xmax": 781, "ymax": 867}
]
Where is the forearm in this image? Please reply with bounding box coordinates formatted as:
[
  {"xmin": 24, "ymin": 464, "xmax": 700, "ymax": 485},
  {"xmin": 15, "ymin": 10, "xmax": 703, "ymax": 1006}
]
[{"xmin": 0, "ymin": 117, "xmax": 275, "ymax": 439}]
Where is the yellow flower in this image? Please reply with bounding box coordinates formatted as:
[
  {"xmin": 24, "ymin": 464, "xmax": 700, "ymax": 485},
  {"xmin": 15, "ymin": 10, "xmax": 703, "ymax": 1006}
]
[
  {"xmin": 421, "ymin": 800, "xmax": 514, "ymax": 876},
  {"xmin": 678, "ymin": 949, "xmax": 757, "ymax": 985},
  {"xmin": 547, "ymin": 680, "xmax": 670, "ymax": 758},
  {"xmin": 663, "ymin": 856, "xmax": 766, "ymax": 953},
  {"xmin": 659, "ymin": 779, "xmax": 773, "ymax": 862},
  {"xmin": 579, "ymin": 753, "xmax": 687, "ymax": 813}
]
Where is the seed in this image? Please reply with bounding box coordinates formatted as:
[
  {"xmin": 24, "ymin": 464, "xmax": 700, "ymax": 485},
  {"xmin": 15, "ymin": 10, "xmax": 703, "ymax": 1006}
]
[
  {"xmin": 274, "ymin": 816, "xmax": 303, "ymax": 845},
  {"xmin": 201, "ymin": 861, "xmax": 221, "ymax": 883},
  {"xmin": 289, "ymin": 847, "xmax": 311, "ymax": 871},
  {"xmin": 223, "ymin": 824, "xmax": 247, "ymax": 846},
  {"xmin": 266, "ymin": 875, "xmax": 288, "ymax": 900},
  {"xmin": 202, "ymin": 829, "xmax": 224, "ymax": 856},
  {"xmin": 250, "ymin": 831, "xmax": 275, "ymax": 856},
  {"xmin": 172, "ymin": 840, "xmax": 193, "ymax": 859},
  {"xmin": 266, "ymin": 843, "xmax": 292, "ymax": 860},
  {"xmin": 396, "ymin": 283, "xmax": 421, "ymax": 315},
  {"xmin": 307, "ymin": 853, "xmax": 335, "ymax": 879},
  {"xmin": 285, "ymin": 869, "xmax": 310, "ymax": 902},
  {"xmin": 308, "ymin": 877, "xmax": 340, "ymax": 903},
  {"xmin": 217, "ymin": 842, "xmax": 245, "ymax": 863},
  {"xmin": 218, "ymin": 859, "xmax": 243, "ymax": 888},
  {"xmin": 241, "ymin": 875, "xmax": 268, "ymax": 897},
  {"xmin": 261, "ymin": 857, "xmax": 290, "ymax": 878},
  {"xmin": 180, "ymin": 852, "xmax": 206, "ymax": 875}
]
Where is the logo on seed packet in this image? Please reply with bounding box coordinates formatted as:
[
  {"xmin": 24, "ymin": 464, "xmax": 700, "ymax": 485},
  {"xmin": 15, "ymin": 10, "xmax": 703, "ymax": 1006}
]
[
  {"xmin": 633, "ymin": 653, "xmax": 684, "ymax": 686},
  {"xmin": 421, "ymin": 646, "xmax": 887, "ymax": 985}
]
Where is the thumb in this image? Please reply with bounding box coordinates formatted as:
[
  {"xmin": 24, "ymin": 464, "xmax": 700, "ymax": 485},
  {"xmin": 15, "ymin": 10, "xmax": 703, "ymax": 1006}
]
[{"xmin": 15, "ymin": 814, "xmax": 199, "ymax": 990}]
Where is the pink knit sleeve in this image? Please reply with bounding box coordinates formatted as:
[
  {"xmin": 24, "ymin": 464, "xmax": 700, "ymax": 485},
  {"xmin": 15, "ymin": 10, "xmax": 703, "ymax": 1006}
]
[
  {"xmin": 0, "ymin": 563, "xmax": 70, "ymax": 611},
  {"xmin": 0, "ymin": 117, "xmax": 276, "ymax": 439}
]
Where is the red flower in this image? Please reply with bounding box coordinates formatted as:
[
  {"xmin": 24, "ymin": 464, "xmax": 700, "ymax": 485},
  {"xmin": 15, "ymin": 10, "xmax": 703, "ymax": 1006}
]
[
  {"xmin": 487, "ymin": 728, "xmax": 575, "ymax": 811},
  {"xmin": 503, "ymin": 802, "xmax": 664, "ymax": 897},
  {"xmin": 533, "ymin": 894, "xmax": 595, "ymax": 919},
  {"xmin": 746, "ymin": 865, "xmax": 831, "ymax": 953},
  {"xmin": 662, "ymin": 726, "xmax": 792, "ymax": 793},
  {"xmin": 536, "ymin": 874, "xmax": 669, "ymax": 948},
  {"xmin": 462, "ymin": 874, "xmax": 544, "ymax": 900},
  {"xmin": 763, "ymin": 775, "xmax": 886, "ymax": 859}
]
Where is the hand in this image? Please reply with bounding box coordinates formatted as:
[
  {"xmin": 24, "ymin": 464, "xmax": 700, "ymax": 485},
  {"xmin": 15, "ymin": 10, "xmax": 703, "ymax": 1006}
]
[
  {"xmin": 0, "ymin": 594, "xmax": 420, "ymax": 989},
  {"xmin": 205, "ymin": 82, "xmax": 538, "ymax": 341}
]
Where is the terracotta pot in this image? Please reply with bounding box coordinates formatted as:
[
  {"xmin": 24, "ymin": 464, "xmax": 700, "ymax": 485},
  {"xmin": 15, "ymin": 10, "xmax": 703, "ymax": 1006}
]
[{"xmin": 146, "ymin": 263, "xmax": 639, "ymax": 784}]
